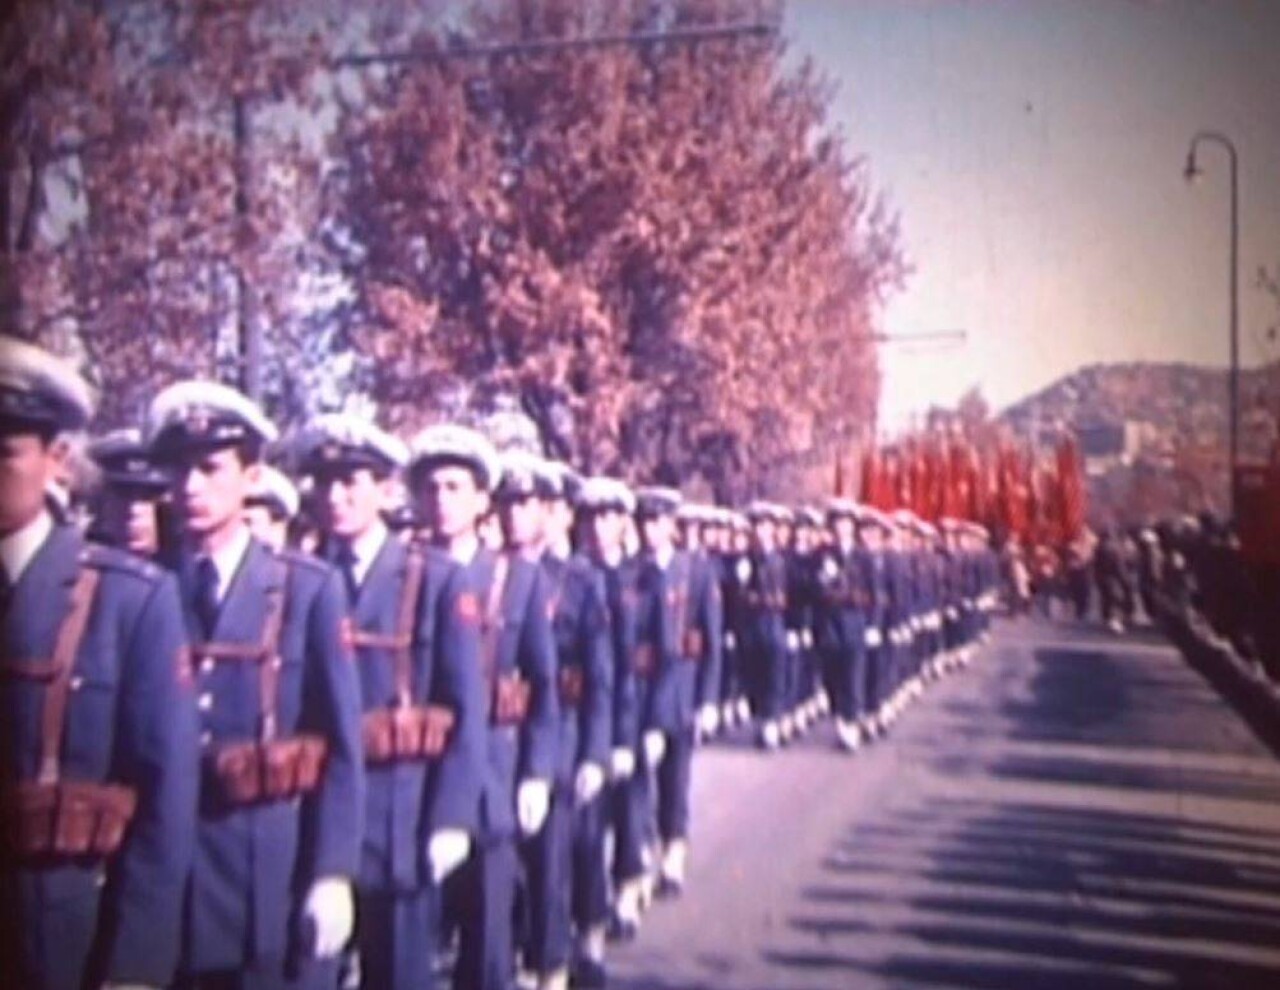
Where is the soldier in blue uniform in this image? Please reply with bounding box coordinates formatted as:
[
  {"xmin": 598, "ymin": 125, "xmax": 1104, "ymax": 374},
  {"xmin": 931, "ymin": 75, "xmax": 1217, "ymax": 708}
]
[
  {"xmin": 787, "ymin": 507, "xmax": 824, "ymax": 735},
  {"xmin": 407, "ymin": 425, "xmax": 558, "ymax": 990},
  {"xmin": 632, "ymin": 487, "xmax": 722, "ymax": 898},
  {"xmin": 575, "ymin": 477, "xmax": 650, "ymax": 947},
  {"xmin": 496, "ymin": 453, "xmax": 611, "ymax": 990},
  {"xmin": 741, "ymin": 502, "xmax": 790, "ymax": 750},
  {"xmin": 0, "ymin": 338, "xmax": 198, "ymax": 990},
  {"xmin": 814, "ymin": 498, "xmax": 871, "ymax": 752},
  {"xmin": 856, "ymin": 507, "xmax": 893, "ymax": 738},
  {"xmin": 87, "ymin": 426, "xmax": 173, "ymax": 557},
  {"xmin": 243, "ymin": 466, "xmax": 300, "ymax": 553},
  {"xmin": 146, "ymin": 380, "xmax": 365, "ymax": 990},
  {"xmin": 294, "ymin": 413, "xmax": 486, "ymax": 990}
]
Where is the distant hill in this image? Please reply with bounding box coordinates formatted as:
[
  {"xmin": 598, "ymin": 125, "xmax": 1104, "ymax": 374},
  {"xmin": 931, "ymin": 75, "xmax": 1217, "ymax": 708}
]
[{"xmin": 996, "ymin": 361, "xmax": 1279, "ymax": 525}]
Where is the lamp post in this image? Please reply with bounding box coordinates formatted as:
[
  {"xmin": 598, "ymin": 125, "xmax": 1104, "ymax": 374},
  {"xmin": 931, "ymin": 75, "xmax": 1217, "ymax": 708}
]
[{"xmin": 1183, "ymin": 130, "xmax": 1239, "ymax": 521}]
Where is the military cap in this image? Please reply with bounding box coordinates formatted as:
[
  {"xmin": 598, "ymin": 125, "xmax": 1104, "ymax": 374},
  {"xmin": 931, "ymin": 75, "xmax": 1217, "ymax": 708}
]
[
  {"xmin": 495, "ymin": 449, "xmax": 558, "ymax": 502},
  {"xmin": 544, "ymin": 461, "xmax": 582, "ymax": 503},
  {"xmin": 824, "ymin": 497, "xmax": 860, "ymax": 521},
  {"xmin": 744, "ymin": 500, "xmax": 775, "ymax": 522},
  {"xmin": 89, "ymin": 428, "xmax": 170, "ymax": 492},
  {"xmin": 407, "ymin": 423, "xmax": 502, "ymax": 492},
  {"xmin": 246, "ymin": 465, "xmax": 300, "ymax": 521},
  {"xmin": 730, "ymin": 510, "xmax": 750, "ymax": 532},
  {"xmin": 147, "ymin": 380, "xmax": 278, "ymax": 461},
  {"xmin": 938, "ymin": 516, "xmax": 960, "ymax": 532},
  {"xmin": 0, "ymin": 336, "xmax": 95, "ymax": 434},
  {"xmin": 795, "ymin": 506, "xmax": 824, "ymax": 529},
  {"xmin": 861, "ymin": 507, "xmax": 894, "ymax": 531},
  {"xmin": 578, "ymin": 476, "xmax": 636, "ymax": 514},
  {"xmin": 634, "ymin": 485, "xmax": 682, "ymax": 518},
  {"xmin": 773, "ymin": 504, "xmax": 795, "ymax": 526},
  {"xmin": 891, "ymin": 508, "xmax": 917, "ymax": 530},
  {"xmin": 294, "ymin": 412, "xmax": 408, "ymax": 476}
]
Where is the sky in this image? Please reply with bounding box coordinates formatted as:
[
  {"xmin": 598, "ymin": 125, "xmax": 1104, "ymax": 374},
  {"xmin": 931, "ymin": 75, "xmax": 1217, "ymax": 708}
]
[{"xmin": 783, "ymin": 0, "xmax": 1280, "ymax": 434}]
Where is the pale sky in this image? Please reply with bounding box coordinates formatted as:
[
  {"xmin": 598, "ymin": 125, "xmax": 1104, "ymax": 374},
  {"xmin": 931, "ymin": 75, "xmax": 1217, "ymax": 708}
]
[{"xmin": 784, "ymin": 0, "xmax": 1280, "ymax": 434}]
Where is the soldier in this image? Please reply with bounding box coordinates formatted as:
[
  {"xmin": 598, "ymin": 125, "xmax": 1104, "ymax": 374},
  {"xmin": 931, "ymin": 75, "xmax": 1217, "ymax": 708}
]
[
  {"xmin": 718, "ymin": 511, "xmax": 753, "ymax": 732},
  {"xmin": 857, "ymin": 507, "xmax": 893, "ymax": 737},
  {"xmin": 243, "ymin": 465, "xmax": 300, "ymax": 553},
  {"xmin": 633, "ymin": 487, "xmax": 722, "ymax": 897},
  {"xmin": 294, "ymin": 413, "xmax": 486, "ymax": 990},
  {"xmin": 406, "ymin": 425, "xmax": 558, "ymax": 990},
  {"xmin": 497, "ymin": 452, "xmax": 611, "ymax": 990},
  {"xmin": 147, "ymin": 381, "xmax": 365, "ymax": 990},
  {"xmin": 574, "ymin": 477, "xmax": 649, "ymax": 950},
  {"xmin": 87, "ymin": 426, "xmax": 172, "ymax": 556},
  {"xmin": 0, "ymin": 338, "xmax": 198, "ymax": 990},
  {"xmin": 814, "ymin": 498, "xmax": 870, "ymax": 752},
  {"xmin": 788, "ymin": 507, "xmax": 824, "ymax": 732},
  {"xmin": 742, "ymin": 501, "xmax": 790, "ymax": 750}
]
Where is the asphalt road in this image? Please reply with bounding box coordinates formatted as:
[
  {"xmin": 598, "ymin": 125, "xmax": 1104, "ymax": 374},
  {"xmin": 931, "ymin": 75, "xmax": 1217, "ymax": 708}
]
[{"xmin": 607, "ymin": 617, "xmax": 1280, "ymax": 990}]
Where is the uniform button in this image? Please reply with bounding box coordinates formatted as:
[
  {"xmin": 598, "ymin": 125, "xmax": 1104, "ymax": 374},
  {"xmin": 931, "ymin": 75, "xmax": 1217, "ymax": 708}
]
[
  {"xmin": 70, "ymin": 676, "xmax": 83, "ymax": 691},
  {"xmin": 198, "ymin": 693, "xmax": 213, "ymax": 711}
]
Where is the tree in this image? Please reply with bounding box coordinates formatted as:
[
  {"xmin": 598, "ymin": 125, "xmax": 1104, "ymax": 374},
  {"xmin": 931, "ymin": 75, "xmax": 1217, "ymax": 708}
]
[{"xmin": 331, "ymin": 0, "xmax": 903, "ymax": 488}]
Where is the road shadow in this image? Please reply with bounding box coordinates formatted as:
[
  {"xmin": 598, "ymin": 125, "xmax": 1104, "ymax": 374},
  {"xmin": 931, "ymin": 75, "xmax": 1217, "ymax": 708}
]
[{"xmin": 766, "ymin": 640, "xmax": 1280, "ymax": 989}]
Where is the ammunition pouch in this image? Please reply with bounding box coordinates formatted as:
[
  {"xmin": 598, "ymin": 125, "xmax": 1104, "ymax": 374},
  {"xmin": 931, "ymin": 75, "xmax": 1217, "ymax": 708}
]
[
  {"xmin": 492, "ymin": 673, "xmax": 531, "ymax": 726},
  {"xmin": 2, "ymin": 780, "xmax": 137, "ymax": 860},
  {"xmin": 362, "ymin": 704, "xmax": 455, "ymax": 763},
  {"xmin": 558, "ymin": 665, "xmax": 585, "ymax": 707},
  {"xmin": 204, "ymin": 735, "xmax": 328, "ymax": 807}
]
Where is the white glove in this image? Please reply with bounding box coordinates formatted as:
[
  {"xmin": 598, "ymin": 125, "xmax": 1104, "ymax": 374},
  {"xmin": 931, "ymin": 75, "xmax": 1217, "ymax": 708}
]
[
  {"xmin": 574, "ymin": 762, "xmax": 606, "ymax": 806},
  {"xmin": 643, "ymin": 729, "xmax": 667, "ymax": 768},
  {"xmin": 800, "ymin": 628, "xmax": 814, "ymax": 650},
  {"xmin": 724, "ymin": 631, "xmax": 737, "ymax": 651},
  {"xmin": 610, "ymin": 746, "xmax": 636, "ymax": 780},
  {"xmin": 517, "ymin": 778, "xmax": 551, "ymax": 836},
  {"xmin": 427, "ymin": 828, "xmax": 471, "ymax": 884},
  {"xmin": 696, "ymin": 703, "xmax": 720, "ymax": 740},
  {"xmin": 785, "ymin": 630, "xmax": 801, "ymax": 652},
  {"xmin": 301, "ymin": 876, "xmax": 354, "ymax": 959},
  {"xmin": 864, "ymin": 627, "xmax": 883, "ymax": 649}
]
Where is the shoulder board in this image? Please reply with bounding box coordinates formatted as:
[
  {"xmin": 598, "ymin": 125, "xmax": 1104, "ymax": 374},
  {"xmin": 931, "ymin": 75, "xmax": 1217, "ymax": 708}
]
[{"xmin": 82, "ymin": 541, "xmax": 165, "ymax": 584}]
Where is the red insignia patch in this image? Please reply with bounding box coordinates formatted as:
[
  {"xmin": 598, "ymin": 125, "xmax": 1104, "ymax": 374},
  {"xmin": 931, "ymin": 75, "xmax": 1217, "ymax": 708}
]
[
  {"xmin": 455, "ymin": 592, "xmax": 480, "ymax": 626},
  {"xmin": 339, "ymin": 617, "xmax": 356, "ymax": 656}
]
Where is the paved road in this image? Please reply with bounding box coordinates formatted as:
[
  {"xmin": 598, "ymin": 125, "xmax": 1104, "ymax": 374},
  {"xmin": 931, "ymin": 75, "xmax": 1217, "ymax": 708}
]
[{"xmin": 608, "ymin": 618, "xmax": 1280, "ymax": 990}]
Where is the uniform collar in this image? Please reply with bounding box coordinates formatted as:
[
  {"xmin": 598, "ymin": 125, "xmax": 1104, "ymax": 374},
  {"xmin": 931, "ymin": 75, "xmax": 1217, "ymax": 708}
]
[
  {"xmin": 344, "ymin": 520, "xmax": 388, "ymax": 585},
  {"xmin": 0, "ymin": 508, "xmax": 53, "ymax": 585},
  {"xmin": 199, "ymin": 523, "xmax": 252, "ymax": 603}
]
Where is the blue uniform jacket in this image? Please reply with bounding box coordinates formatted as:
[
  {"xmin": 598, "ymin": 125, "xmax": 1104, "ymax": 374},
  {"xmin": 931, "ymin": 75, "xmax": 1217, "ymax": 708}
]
[
  {"xmin": 636, "ymin": 549, "xmax": 723, "ymax": 733},
  {"xmin": 341, "ymin": 536, "xmax": 486, "ymax": 892},
  {"xmin": 542, "ymin": 553, "xmax": 613, "ymax": 783},
  {"xmin": 178, "ymin": 538, "xmax": 364, "ymax": 972},
  {"xmin": 1, "ymin": 525, "xmax": 197, "ymax": 987},
  {"xmin": 593, "ymin": 556, "xmax": 646, "ymax": 751},
  {"xmin": 459, "ymin": 548, "xmax": 559, "ymax": 839}
]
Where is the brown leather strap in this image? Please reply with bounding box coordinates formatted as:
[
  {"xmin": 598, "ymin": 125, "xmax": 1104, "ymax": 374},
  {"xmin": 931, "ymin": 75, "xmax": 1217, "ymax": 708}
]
[
  {"xmin": 393, "ymin": 549, "xmax": 426, "ymax": 707},
  {"xmin": 673, "ymin": 555, "xmax": 693, "ymax": 656},
  {"xmin": 481, "ymin": 553, "xmax": 511, "ymax": 683},
  {"xmin": 38, "ymin": 568, "xmax": 101, "ymax": 786},
  {"xmin": 256, "ymin": 564, "xmax": 288, "ymax": 743}
]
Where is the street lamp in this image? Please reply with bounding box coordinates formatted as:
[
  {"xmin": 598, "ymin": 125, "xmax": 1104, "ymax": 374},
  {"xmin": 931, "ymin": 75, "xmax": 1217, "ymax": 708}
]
[{"xmin": 1183, "ymin": 130, "xmax": 1239, "ymax": 522}]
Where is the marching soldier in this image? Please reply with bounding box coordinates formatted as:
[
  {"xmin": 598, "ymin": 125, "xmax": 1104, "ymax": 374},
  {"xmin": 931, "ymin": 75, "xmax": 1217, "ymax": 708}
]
[
  {"xmin": 1, "ymin": 338, "xmax": 198, "ymax": 990},
  {"xmin": 294, "ymin": 413, "xmax": 486, "ymax": 990},
  {"xmin": 633, "ymin": 487, "xmax": 722, "ymax": 897},
  {"xmin": 242, "ymin": 465, "xmax": 300, "ymax": 553},
  {"xmin": 87, "ymin": 426, "xmax": 173, "ymax": 557},
  {"xmin": 498, "ymin": 452, "xmax": 612, "ymax": 990},
  {"xmin": 815, "ymin": 498, "xmax": 870, "ymax": 752},
  {"xmin": 574, "ymin": 477, "xmax": 648, "ymax": 954},
  {"xmin": 407, "ymin": 425, "xmax": 558, "ymax": 990},
  {"xmin": 787, "ymin": 507, "xmax": 824, "ymax": 732},
  {"xmin": 742, "ymin": 502, "xmax": 790, "ymax": 750},
  {"xmin": 147, "ymin": 380, "xmax": 365, "ymax": 990}
]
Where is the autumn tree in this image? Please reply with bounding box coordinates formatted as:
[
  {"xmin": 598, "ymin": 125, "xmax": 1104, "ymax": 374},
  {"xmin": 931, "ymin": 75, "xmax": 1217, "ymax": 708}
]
[{"xmin": 331, "ymin": 0, "xmax": 903, "ymax": 490}]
